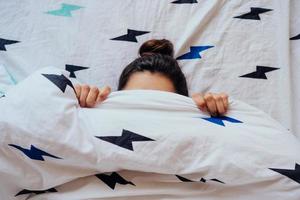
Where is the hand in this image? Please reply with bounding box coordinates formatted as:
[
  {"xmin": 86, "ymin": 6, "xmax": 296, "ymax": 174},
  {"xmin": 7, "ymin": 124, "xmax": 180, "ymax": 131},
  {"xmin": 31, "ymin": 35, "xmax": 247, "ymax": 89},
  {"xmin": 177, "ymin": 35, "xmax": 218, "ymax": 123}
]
[
  {"xmin": 74, "ymin": 84, "xmax": 111, "ymax": 108},
  {"xmin": 191, "ymin": 93, "xmax": 229, "ymax": 116}
]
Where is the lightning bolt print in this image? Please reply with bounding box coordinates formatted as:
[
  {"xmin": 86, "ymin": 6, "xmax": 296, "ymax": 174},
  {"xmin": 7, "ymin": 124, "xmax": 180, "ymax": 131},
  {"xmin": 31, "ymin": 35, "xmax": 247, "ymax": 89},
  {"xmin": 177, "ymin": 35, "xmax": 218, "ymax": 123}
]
[
  {"xmin": 176, "ymin": 175, "xmax": 225, "ymax": 184},
  {"xmin": 176, "ymin": 175, "xmax": 194, "ymax": 182},
  {"xmin": 9, "ymin": 144, "xmax": 61, "ymax": 161},
  {"xmin": 201, "ymin": 116, "xmax": 243, "ymax": 127},
  {"xmin": 234, "ymin": 7, "xmax": 273, "ymax": 20},
  {"xmin": 176, "ymin": 46, "xmax": 214, "ymax": 60},
  {"xmin": 15, "ymin": 188, "xmax": 57, "ymax": 196},
  {"xmin": 42, "ymin": 74, "xmax": 75, "ymax": 93},
  {"xmin": 111, "ymin": 29, "xmax": 150, "ymax": 43},
  {"xmin": 95, "ymin": 129, "xmax": 155, "ymax": 151},
  {"xmin": 290, "ymin": 34, "xmax": 300, "ymax": 40},
  {"xmin": 46, "ymin": 3, "xmax": 83, "ymax": 17},
  {"xmin": 0, "ymin": 38, "xmax": 19, "ymax": 51},
  {"xmin": 95, "ymin": 172, "xmax": 135, "ymax": 189},
  {"xmin": 210, "ymin": 178, "xmax": 225, "ymax": 184},
  {"xmin": 270, "ymin": 163, "xmax": 300, "ymax": 184},
  {"xmin": 172, "ymin": 0, "xmax": 198, "ymax": 4},
  {"xmin": 65, "ymin": 64, "xmax": 89, "ymax": 78},
  {"xmin": 240, "ymin": 66, "xmax": 279, "ymax": 79}
]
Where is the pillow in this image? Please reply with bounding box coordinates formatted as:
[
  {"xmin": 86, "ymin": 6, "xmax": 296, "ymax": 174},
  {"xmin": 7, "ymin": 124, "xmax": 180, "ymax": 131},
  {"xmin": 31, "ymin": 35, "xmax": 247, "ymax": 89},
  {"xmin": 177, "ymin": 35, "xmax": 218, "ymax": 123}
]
[{"xmin": 0, "ymin": 67, "xmax": 299, "ymax": 199}]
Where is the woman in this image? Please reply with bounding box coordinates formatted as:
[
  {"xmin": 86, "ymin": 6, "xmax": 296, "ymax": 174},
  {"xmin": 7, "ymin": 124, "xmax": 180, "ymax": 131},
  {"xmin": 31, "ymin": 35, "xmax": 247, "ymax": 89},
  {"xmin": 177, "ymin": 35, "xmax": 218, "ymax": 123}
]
[{"xmin": 75, "ymin": 39, "xmax": 229, "ymax": 116}]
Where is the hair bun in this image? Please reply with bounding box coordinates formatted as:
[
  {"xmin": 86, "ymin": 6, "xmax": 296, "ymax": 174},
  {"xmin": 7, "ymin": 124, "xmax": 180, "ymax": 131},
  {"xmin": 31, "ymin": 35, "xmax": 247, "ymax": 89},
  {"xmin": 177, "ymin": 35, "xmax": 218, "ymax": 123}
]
[{"xmin": 139, "ymin": 39, "xmax": 174, "ymax": 57}]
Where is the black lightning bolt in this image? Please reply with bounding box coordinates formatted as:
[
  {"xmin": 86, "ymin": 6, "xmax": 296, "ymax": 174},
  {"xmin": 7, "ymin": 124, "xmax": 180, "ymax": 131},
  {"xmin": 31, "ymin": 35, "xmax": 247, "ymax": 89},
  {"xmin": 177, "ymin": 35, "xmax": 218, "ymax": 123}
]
[
  {"xmin": 270, "ymin": 163, "xmax": 300, "ymax": 184},
  {"xmin": 290, "ymin": 34, "xmax": 300, "ymax": 40},
  {"xmin": 234, "ymin": 7, "xmax": 273, "ymax": 20},
  {"xmin": 15, "ymin": 188, "xmax": 57, "ymax": 196},
  {"xmin": 210, "ymin": 178, "xmax": 225, "ymax": 184},
  {"xmin": 240, "ymin": 66, "xmax": 279, "ymax": 79},
  {"xmin": 95, "ymin": 172, "xmax": 135, "ymax": 189},
  {"xmin": 111, "ymin": 29, "xmax": 150, "ymax": 43},
  {"xmin": 0, "ymin": 38, "xmax": 19, "ymax": 51},
  {"xmin": 9, "ymin": 144, "xmax": 61, "ymax": 161},
  {"xmin": 176, "ymin": 175, "xmax": 225, "ymax": 184},
  {"xmin": 175, "ymin": 175, "xmax": 194, "ymax": 182},
  {"xmin": 65, "ymin": 64, "xmax": 89, "ymax": 78},
  {"xmin": 172, "ymin": 0, "xmax": 198, "ymax": 4},
  {"xmin": 42, "ymin": 74, "xmax": 75, "ymax": 93},
  {"xmin": 200, "ymin": 178, "xmax": 206, "ymax": 183},
  {"xmin": 95, "ymin": 129, "xmax": 155, "ymax": 151}
]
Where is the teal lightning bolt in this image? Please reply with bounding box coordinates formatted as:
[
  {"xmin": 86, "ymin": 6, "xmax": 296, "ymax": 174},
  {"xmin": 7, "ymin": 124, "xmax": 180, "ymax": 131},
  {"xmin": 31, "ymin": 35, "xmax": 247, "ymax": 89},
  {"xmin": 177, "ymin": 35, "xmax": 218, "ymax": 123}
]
[{"xmin": 46, "ymin": 3, "xmax": 83, "ymax": 17}]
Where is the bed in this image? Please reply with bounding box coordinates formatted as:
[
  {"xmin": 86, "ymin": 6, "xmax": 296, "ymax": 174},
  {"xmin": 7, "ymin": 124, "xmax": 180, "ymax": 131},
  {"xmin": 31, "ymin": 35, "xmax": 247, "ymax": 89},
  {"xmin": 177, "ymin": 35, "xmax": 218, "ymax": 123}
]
[{"xmin": 0, "ymin": 0, "xmax": 300, "ymax": 199}]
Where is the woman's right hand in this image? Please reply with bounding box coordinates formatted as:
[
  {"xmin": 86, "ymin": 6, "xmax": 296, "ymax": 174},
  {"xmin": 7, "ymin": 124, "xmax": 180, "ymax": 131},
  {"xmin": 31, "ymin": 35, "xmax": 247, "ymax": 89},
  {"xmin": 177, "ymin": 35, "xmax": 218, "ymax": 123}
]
[{"xmin": 74, "ymin": 85, "xmax": 111, "ymax": 108}]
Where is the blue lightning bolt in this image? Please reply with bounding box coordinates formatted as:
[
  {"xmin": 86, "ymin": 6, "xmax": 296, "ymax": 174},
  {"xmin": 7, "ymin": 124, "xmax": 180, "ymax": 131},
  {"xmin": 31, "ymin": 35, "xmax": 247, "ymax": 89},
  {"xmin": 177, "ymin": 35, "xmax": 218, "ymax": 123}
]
[
  {"xmin": 176, "ymin": 46, "xmax": 214, "ymax": 60},
  {"xmin": 46, "ymin": 3, "xmax": 83, "ymax": 17},
  {"xmin": 201, "ymin": 116, "xmax": 243, "ymax": 127},
  {"xmin": 9, "ymin": 144, "xmax": 61, "ymax": 161}
]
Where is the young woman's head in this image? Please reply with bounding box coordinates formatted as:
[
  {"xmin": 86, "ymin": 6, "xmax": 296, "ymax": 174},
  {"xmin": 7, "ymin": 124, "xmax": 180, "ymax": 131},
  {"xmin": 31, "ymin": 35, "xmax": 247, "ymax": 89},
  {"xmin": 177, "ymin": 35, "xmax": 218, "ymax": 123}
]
[{"xmin": 118, "ymin": 39, "xmax": 189, "ymax": 96}]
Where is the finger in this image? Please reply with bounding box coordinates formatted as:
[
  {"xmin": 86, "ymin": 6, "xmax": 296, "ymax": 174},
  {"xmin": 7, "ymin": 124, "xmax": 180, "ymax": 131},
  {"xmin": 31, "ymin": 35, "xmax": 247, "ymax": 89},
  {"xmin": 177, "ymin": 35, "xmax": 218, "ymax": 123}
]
[
  {"xmin": 220, "ymin": 93, "xmax": 229, "ymax": 111},
  {"xmin": 79, "ymin": 85, "xmax": 90, "ymax": 107},
  {"xmin": 97, "ymin": 86, "xmax": 111, "ymax": 103},
  {"xmin": 101, "ymin": 86, "xmax": 111, "ymax": 98},
  {"xmin": 191, "ymin": 93, "xmax": 207, "ymax": 112},
  {"xmin": 86, "ymin": 86, "xmax": 99, "ymax": 108},
  {"xmin": 204, "ymin": 93, "xmax": 217, "ymax": 116},
  {"xmin": 215, "ymin": 95, "xmax": 226, "ymax": 115},
  {"xmin": 74, "ymin": 85, "xmax": 81, "ymax": 99}
]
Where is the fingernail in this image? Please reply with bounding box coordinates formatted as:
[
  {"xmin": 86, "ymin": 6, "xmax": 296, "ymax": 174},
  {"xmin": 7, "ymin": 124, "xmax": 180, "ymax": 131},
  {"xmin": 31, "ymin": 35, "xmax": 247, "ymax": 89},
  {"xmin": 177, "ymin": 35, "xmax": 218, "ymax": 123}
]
[{"xmin": 211, "ymin": 113, "xmax": 217, "ymax": 117}]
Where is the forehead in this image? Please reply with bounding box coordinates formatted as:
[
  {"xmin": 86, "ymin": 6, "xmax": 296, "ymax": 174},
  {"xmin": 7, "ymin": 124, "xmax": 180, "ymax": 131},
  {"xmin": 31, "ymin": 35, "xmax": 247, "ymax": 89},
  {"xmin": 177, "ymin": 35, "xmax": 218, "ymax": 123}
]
[{"xmin": 124, "ymin": 71, "xmax": 175, "ymax": 92}]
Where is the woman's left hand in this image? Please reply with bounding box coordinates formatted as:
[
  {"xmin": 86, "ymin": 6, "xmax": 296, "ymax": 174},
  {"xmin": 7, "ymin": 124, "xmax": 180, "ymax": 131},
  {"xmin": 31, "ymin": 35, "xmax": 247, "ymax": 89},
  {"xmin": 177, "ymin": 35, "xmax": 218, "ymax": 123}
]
[{"xmin": 191, "ymin": 93, "xmax": 229, "ymax": 116}]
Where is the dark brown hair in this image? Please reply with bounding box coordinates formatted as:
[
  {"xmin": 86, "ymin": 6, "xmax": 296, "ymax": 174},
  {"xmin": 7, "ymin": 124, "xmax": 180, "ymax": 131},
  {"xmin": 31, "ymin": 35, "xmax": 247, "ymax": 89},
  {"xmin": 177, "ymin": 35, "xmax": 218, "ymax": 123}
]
[
  {"xmin": 139, "ymin": 39, "xmax": 174, "ymax": 57},
  {"xmin": 118, "ymin": 39, "xmax": 189, "ymax": 96}
]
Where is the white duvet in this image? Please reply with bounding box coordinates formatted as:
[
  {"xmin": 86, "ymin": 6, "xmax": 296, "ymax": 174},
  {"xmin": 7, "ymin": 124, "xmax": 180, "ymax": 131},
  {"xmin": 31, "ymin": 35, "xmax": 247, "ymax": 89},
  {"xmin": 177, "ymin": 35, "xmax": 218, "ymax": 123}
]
[{"xmin": 0, "ymin": 67, "xmax": 299, "ymax": 200}]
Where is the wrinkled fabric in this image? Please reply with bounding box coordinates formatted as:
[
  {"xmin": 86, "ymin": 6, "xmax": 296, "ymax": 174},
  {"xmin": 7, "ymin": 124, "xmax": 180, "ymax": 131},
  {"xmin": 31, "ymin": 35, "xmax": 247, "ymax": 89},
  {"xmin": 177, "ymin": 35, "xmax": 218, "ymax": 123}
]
[
  {"xmin": 0, "ymin": 67, "xmax": 299, "ymax": 199},
  {"xmin": 0, "ymin": 0, "xmax": 299, "ymax": 139}
]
